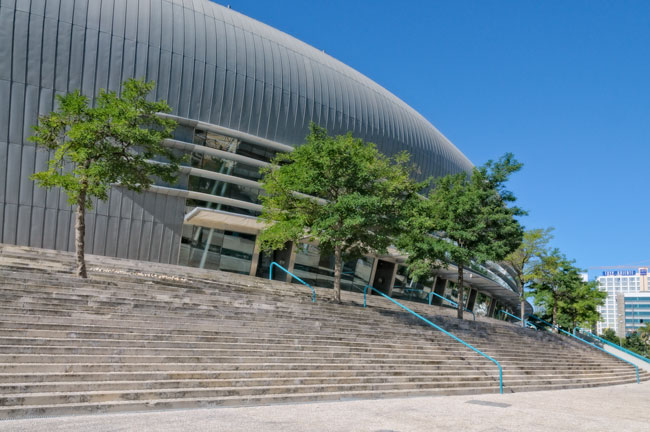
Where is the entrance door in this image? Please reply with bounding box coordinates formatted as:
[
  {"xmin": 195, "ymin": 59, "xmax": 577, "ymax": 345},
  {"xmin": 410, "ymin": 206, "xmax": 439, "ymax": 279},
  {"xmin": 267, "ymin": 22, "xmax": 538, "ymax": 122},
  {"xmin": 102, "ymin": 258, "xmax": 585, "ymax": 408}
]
[
  {"xmin": 372, "ymin": 260, "xmax": 395, "ymax": 295},
  {"xmin": 256, "ymin": 242, "xmax": 293, "ymax": 281}
]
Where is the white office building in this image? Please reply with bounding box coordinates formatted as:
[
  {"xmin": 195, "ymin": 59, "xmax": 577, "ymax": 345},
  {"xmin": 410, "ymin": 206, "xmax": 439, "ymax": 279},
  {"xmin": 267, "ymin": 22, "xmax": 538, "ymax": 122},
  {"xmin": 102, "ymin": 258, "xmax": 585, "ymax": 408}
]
[{"xmin": 596, "ymin": 268, "xmax": 648, "ymax": 335}]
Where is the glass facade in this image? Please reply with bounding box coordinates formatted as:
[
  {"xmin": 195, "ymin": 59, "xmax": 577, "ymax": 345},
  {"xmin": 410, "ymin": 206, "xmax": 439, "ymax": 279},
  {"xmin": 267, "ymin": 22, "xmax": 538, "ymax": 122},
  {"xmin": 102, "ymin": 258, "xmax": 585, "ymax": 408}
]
[
  {"xmin": 391, "ymin": 265, "xmax": 435, "ymax": 305},
  {"xmin": 623, "ymin": 295, "xmax": 650, "ymax": 334},
  {"xmin": 475, "ymin": 292, "xmax": 491, "ymax": 317},
  {"xmin": 188, "ymin": 176, "xmax": 261, "ymax": 206},
  {"xmin": 444, "ymin": 282, "xmax": 460, "ymax": 305},
  {"xmin": 178, "ymin": 225, "xmax": 256, "ymax": 275},
  {"xmin": 184, "ymin": 129, "xmax": 273, "ymax": 217},
  {"xmin": 292, "ymin": 244, "xmax": 374, "ymax": 293}
]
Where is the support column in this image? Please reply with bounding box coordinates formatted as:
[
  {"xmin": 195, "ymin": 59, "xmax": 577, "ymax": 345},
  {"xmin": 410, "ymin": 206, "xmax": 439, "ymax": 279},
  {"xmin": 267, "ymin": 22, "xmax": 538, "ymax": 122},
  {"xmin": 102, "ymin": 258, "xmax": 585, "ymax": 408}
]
[
  {"xmin": 368, "ymin": 257, "xmax": 379, "ymax": 288},
  {"xmin": 285, "ymin": 242, "xmax": 297, "ymax": 283},
  {"xmin": 487, "ymin": 296, "xmax": 497, "ymax": 318},
  {"xmin": 198, "ymin": 229, "xmax": 216, "ymax": 269},
  {"xmin": 248, "ymin": 240, "xmax": 262, "ymax": 277},
  {"xmin": 387, "ymin": 262, "xmax": 399, "ymax": 297}
]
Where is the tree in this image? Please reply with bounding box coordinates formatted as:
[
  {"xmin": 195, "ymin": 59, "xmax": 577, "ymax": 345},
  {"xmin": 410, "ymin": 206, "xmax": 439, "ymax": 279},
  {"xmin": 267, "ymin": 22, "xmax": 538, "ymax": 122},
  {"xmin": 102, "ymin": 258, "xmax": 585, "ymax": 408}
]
[
  {"xmin": 601, "ymin": 328, "xmax": 621, "ymax": 345},
  {"xmin": 30, "ymin": 79, "xmax": 181, "ymax": 278},
  {"xmin": 623, "ymin": 332, "xmax": 649, "ymax": 357},
  {"xmin": 639, "ymin": 322, "xmax": 650, "ymax": 346},
  {"xmin": 556, "ymin": 278, "xmax": 606, "ymax": 330},
  {"xmin": 398, "ymin": 153, "xmax": 525, "ymax": 319},
  {"xmin": 528, "ymin": 251, "xmax": 602, "ymax": 331},
  {"xmin": 258, "ymin": 124, "xmax": 421, "ymax": 302},
  {"xmin": 504, "ymin": 227, "xmax": 554, "ymax": 327}
]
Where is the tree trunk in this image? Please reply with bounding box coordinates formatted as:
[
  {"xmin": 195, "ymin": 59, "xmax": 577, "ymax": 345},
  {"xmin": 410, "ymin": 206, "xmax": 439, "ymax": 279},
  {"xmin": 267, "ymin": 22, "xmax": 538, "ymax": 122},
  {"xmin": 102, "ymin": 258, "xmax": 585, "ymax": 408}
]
[
  {"xmin": 552, "ymin": 297, "xmax": 558, "ymax": 333},
  {"xmin": 75, "ymin": 187, "xmax": 88, "ymax": 279},
  {"xmin": 457, "ymin": 263, "xmax": 464, "ymax": 320},
  {"xmin": 520, "ymin": 285, "xmax": 526, "ymax": 328},
  {"xmin": 333, "ymin": 245, "xmax": 343, "ymax": 303}
]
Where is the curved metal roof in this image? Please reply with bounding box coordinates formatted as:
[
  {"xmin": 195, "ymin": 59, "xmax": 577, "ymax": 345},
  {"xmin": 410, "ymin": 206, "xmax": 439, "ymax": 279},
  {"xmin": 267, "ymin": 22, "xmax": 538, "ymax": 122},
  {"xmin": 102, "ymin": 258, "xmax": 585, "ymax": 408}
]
[{"xmin": 51, "ymin": 0, "xmax": 472, "ymax": 180}]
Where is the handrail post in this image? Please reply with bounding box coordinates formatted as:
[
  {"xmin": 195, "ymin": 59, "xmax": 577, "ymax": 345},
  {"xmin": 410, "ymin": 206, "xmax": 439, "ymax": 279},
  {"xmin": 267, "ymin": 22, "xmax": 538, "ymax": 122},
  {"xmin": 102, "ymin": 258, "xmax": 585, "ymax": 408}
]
[
  {"xmin": 364, "ymin": 285, "xmax": 502, "ymax": 394},
  {"xmin": 269, "ymin": 262, "xmax": 316, "ymax": 303}
]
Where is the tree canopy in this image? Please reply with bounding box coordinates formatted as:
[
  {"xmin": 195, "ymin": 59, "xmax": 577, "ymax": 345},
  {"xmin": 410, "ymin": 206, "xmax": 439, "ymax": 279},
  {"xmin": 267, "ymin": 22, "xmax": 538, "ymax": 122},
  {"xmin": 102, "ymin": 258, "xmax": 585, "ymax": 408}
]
[
  {"xmin": 258, "ymin": 123, "xmax": 422, "ymax": 302},
  {"xmin": 30, "ymin": 78, "xmax": 181, "ymax": 277},
  {"xmin": 398, "ymin": 153, "xmax": 525, "ymax": 319},
  {"xmin": 504, "ymin": 227, "xmax": 554, "ymax": 325},
  {"xmin": 529, "ymin": 250, "xmax": 605, "ymax": 330}
]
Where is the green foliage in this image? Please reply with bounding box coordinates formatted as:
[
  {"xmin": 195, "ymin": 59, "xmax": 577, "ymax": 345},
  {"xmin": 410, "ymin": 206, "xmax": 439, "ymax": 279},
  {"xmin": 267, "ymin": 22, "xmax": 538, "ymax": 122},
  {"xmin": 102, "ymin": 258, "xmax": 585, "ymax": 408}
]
[
  {"xmin": 623, "ymin": 332, "xmax": 650, "ymax": 357},
  {"xmin": 529, "ymin": 250, "xmax": 605, "ymax": 329},
  {"xmin": 504, "ymin": 227, "xmax": 554, "ymax": 294},
  {"xmin": 29, "ymin": 78, "xmax": 181, "ymax": 208},
  {"xmin": 258, "ymin": 123, "xmax": 422, "ymax": 300},
  {"xmin": 600, "ymin": 328, "xmax": 620, "ymax": 345},
  {"xmin": 397, "ymin": 153, "xmax": 525, "ymax": 318},
  {"xmin": 557, "ymin": 279, "xmax": 606, "ymax": 329},
  {"xmin": 640, "ymin": 322, "xmax": 650, "ymax": 345}
]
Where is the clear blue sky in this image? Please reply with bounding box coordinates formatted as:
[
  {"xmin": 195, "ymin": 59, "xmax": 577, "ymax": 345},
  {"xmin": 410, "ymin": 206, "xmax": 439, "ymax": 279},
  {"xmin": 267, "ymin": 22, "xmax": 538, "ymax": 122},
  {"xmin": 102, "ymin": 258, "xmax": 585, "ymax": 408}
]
[{"xmin": 217, "ymin": 0, "xmax": 650, "ymax": 278}]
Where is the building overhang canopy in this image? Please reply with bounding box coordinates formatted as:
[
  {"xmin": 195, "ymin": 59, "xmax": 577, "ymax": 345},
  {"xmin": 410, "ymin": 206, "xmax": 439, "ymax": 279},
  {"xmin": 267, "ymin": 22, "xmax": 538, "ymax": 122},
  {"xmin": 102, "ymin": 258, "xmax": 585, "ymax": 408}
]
[{"xmin": 184, "ymin": 207, "xmax": 268, "ymax": 235}]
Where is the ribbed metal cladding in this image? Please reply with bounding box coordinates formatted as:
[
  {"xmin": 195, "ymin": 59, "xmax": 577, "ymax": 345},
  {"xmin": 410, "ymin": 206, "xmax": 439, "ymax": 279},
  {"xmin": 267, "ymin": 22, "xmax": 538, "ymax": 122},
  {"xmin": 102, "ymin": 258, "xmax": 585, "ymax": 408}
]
[{"xmin": 0, "ymin": 0, "xmax": 473, "ymax": 264}]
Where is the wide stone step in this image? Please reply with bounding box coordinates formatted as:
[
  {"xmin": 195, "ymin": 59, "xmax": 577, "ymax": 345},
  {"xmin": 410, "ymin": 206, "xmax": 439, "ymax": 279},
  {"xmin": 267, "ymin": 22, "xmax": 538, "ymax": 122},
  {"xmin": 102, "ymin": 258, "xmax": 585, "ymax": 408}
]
[
  {"xmin": 0, "ymin": 386, "xmax": 502, "ymax": 420},
  {"xmin": 0, "ymin": 368, "xmax": 500, "ymax": 384},
  {"xmin": 0, "ymin": 361, "xmax": 503, "ymax": 374},
  {"xmin": 0, "ymin": 380, "xmax": 507, "ymax": 408},
  {"xmin": 0, "ymin": 368, "xmax": 637, "ymax": 387},
  {"xmin": 0, "ymin": 374, "xmax": 501, "ymax": 394},
  {"xmin": 0, "ymin": 311, "xmax": 590, "ymax": 351},
  {"xmin": 0, "ymin": 278, "xmax": 584, "ymax": 350},
  {"xmin": 0, "ymin": 328, "xmax": 589, "ymax": 358},
  {"xmin": 0, "ymin": 298, "xmax": 583, "ymax": 344},
  {"xmin": 0, "ymin": 322, "xmax": 620, "ymax": 367},
  {"xmin": 0, "ymin": 346, "xmax": 620, "ymax": 370},
  {"xmin": 0, "ymin": 268, "xmax": 523, "ymax": 329},
  {"xmin": 0, "ymin": 337, "xmax": 602, "ymax": 360},
  {"xmin": 0, "ymin": 284, "xmax": 596, "ymax": 348},
  {"xmin": 2, "ymin": 372, "xmax": 642, "ymax": 396}
]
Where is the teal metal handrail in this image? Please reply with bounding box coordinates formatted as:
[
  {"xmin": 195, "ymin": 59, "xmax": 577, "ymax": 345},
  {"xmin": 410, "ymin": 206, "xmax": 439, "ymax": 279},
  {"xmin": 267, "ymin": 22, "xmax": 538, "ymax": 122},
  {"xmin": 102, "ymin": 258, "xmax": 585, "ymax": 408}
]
[
  {"xmin": 574, "ymin": 327, "xmax": 650, "ymax": 365},
  {"xmin": 363, "ymin": 285, "xmax": 503, "ymax": 393},
  {"xmin": 269, "ymin": 262, "xmax": 316, "ymax": 303},
  {"xmin": 499, "ymin": 310, "xmax": 538, "ymax": 329},
  {"xmin": 529, "ymin": 315, "xmax": 639, "ymax": 383},
  {"xmin": 428, "ymin": 291, "xmax": 476, "ymax": 321}
]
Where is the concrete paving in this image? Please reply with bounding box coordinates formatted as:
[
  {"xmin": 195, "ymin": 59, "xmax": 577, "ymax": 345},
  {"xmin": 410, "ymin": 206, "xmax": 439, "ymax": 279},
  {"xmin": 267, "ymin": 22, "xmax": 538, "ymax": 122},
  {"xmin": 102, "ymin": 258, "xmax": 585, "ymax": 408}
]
[{"xmin": 1, "ymin": 381, "xmax": 649, "ymax": 432}]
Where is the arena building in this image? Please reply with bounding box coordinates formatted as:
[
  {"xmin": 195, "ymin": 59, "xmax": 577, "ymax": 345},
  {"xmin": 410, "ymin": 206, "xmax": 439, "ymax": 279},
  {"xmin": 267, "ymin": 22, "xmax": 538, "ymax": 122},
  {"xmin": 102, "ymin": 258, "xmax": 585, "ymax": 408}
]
[{"xmin": 0, "ymin": 0, "xmax": 530, "ymax": 317}]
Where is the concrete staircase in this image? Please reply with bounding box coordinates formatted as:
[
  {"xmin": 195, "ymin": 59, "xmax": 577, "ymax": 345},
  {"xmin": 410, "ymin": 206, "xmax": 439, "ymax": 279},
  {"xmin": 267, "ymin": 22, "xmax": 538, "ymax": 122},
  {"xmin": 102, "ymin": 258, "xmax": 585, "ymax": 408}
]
[{"xmin": 0, "ymin": 244, "xmax": 647, "ymax": 419}]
